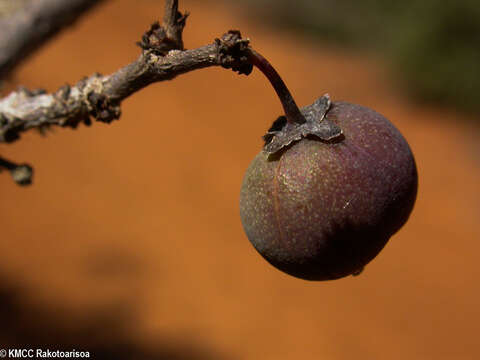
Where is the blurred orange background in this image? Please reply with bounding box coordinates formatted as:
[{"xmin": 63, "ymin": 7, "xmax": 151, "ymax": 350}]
[{"xmin": 1, "ymin": 0, "xmax": 479, "ymax": 359}]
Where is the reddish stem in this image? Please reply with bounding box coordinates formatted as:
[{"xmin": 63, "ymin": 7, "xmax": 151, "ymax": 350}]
[{"xmin": 247, "ymin": 49, "xmax": 305, "ymax": 125}]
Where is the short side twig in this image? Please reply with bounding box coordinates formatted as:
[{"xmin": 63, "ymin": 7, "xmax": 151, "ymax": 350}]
[
  {"xmin": 137, "ymin": 0, "xmax": 188, "ymax": 55},
  {"xmin": 0, "ymin": 155, "xmax": 33, "ymax": 185},
  {"xmin": 163, "ymin": 0, "xmax": 188, "ymax": 50}
]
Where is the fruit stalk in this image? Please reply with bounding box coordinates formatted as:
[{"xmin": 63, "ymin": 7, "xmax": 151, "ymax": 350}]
[{"xmin": 247, "ymin": 49, "xmax": 305, "ymax": 125}]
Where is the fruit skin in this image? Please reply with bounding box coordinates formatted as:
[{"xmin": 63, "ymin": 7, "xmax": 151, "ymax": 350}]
[{"xmin": 240, "ymin": 101, "xmax": 418, "ymax": 281}]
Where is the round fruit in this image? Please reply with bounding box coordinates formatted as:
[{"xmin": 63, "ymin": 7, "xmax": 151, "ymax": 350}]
[{"xmin": 240, "ymin": 101, "xmax": 417, "ymax": 281}]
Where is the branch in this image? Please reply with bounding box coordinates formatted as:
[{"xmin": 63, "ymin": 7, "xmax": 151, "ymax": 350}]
[
  {"xmin": 0, "ymin": 0, "xmax": 106, "ymax": 80},
  {"xmin": 0, "ymin": 0, "xmax": 253, "ymax": 186},
  {"xmin": 0, "ymin": 30, "xmax": 252, "ymax": 144}
]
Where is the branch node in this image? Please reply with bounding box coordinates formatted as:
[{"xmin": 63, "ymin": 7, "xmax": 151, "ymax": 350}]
[
  {"xmin": 0, "ymin": 117, "xmax": 21, "ymax": 143},
  {"xmin": 137, "ymin": 21, "xmax": 174, "ymax": 55},
  {"xmin": 216, "ymin": 30, "xmax": 253, "ymax": 76},
  {"xmin": 137, "ymin": 0, "xmax": 189, "ymax": 55},
  {"xmin": 57, "ymin": 84, "xmax": 71, "ymax": 101},
  {"xmin": 87, "ymin": 92, "xmax": 121, "ymax": 124}
]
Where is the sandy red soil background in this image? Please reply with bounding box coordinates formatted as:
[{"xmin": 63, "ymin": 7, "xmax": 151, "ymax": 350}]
[{"xmin": 1, "ymin": 1, "xmax": 479, "ymax": 359}]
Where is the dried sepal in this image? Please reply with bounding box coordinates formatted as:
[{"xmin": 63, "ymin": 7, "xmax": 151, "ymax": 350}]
[{"xmin": 263, "ymin": 94, "xmax": 343, "ymax": 155}]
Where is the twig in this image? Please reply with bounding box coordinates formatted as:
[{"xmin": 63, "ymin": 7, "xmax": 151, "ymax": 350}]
[
  {"xmin": 0, "ymin": 0, "xmax": 253, "ymax": 186},
  {"xmin": 0, "ymin": 31, "xmax": 252, "ymax": 144},
  {"xmin": 0, "ymin": 0, "xmax": 106, "ymax": 80},
  {"xmin": 162, "ymin": 0, "xmax": 188, "ymax": 50},
  {"xmin": 137, "ymin": 0, "xmax": 188, "ymax": 55}
]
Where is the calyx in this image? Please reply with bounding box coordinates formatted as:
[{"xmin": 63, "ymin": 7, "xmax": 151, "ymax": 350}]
[{"xmin": 263, "ymin": 94, "xmax": 343, "ymax": 155}]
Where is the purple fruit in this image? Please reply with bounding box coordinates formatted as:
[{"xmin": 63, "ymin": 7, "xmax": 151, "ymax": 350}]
[{"xmin": 240, "ymin": 100, "xmax": 417, "ymax": 281}]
